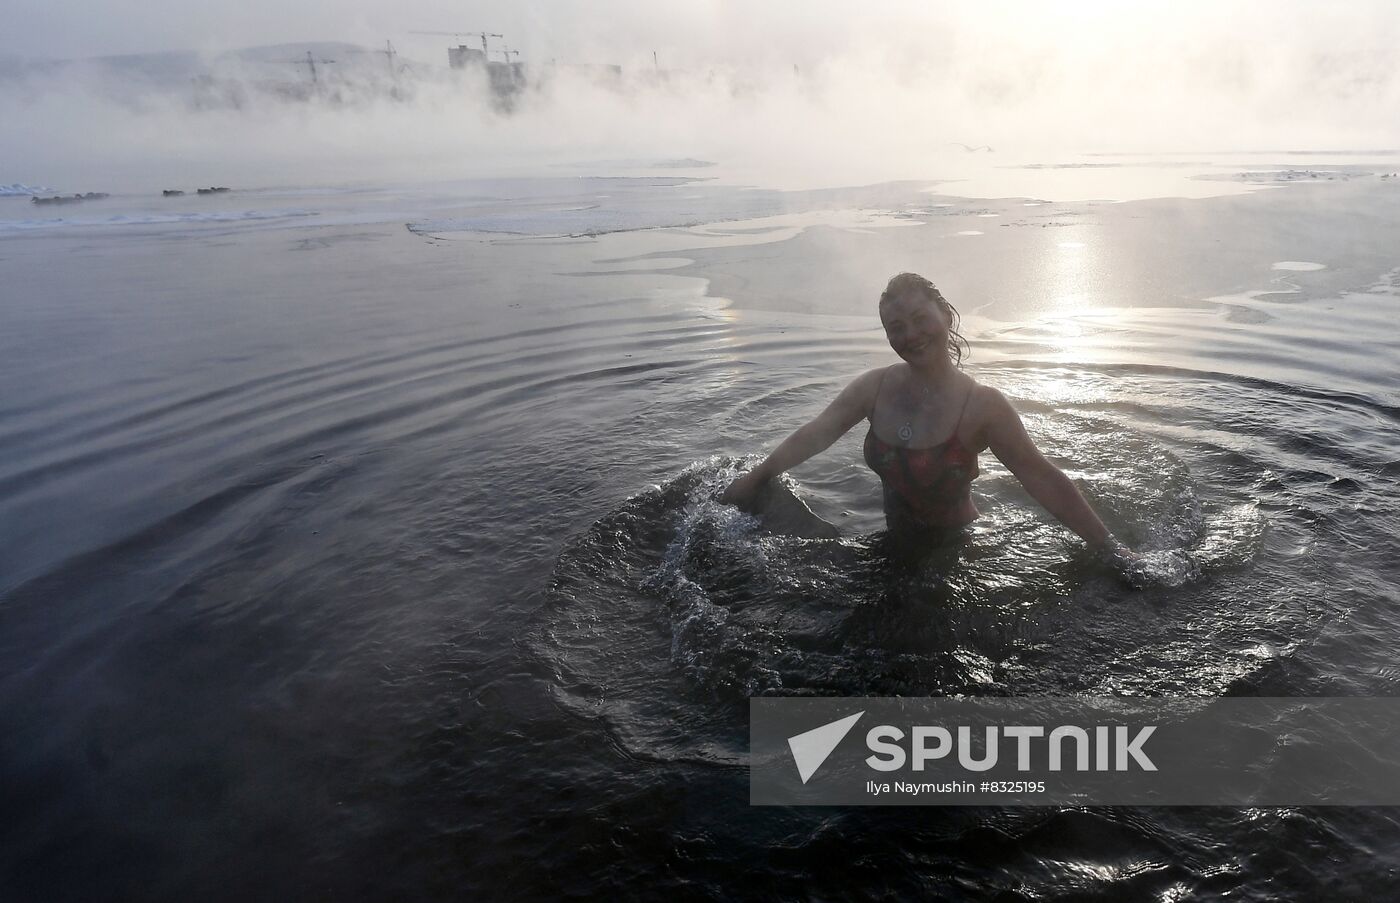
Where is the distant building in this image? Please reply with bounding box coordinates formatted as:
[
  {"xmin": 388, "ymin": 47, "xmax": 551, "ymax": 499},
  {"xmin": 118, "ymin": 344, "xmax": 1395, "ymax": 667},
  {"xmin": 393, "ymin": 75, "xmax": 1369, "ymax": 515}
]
[
  {"xmin": 448, "ymin": 45, "xmax": 487, "ymax": 69},
  {"xmin": 487, "ymin": 61, "xmax": 527, "ymax": 97}
]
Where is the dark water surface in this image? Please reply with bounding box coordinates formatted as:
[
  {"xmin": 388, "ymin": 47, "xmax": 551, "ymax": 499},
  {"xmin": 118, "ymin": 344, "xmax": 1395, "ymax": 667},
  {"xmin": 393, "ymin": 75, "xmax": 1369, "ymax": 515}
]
[{"xmin": 2, "ymin": 175, "xmax": 1400, "ymax": 899}]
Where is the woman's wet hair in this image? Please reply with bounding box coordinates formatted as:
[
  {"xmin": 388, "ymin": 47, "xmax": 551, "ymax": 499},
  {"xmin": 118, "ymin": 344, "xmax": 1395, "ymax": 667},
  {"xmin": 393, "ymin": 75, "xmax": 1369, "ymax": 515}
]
[{"xmin": 879, "ymin": 272, "xmax": 971, "ymax": 367}]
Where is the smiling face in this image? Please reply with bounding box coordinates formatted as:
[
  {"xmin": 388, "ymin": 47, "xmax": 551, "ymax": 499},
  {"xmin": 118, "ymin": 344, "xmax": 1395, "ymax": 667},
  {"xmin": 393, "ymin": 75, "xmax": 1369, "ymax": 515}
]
[{"xmin": 879, "ymin": 286, "xmax": 951, "ymax": 363}]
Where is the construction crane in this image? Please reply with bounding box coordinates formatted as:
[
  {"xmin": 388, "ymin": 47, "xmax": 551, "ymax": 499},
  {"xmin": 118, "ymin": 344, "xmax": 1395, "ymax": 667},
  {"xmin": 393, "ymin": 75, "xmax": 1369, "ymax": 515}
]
[
  {"xmin": 374, "ymin": 40, "xmax": 400, "ymax": 79},
  {"xmin": 348, "ymin": 40, "xmax": 402, "ymax": 80},
  {"xmin": 410, "ymin": 30, "xmax": 503, "ymax": 58},
  {"xmin": 499, "ymin": 45, "xmax": 520, "ymax": 63},
  {"xmin": 277, "ymin": 50, "xmax": 336, "ymax": 90}
]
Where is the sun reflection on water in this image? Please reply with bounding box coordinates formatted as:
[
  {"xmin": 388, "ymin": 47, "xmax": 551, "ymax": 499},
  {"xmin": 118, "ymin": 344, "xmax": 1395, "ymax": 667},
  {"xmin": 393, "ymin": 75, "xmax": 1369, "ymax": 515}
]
[{"xmin": 1042, "ymin": 232, "xmax": 1103, "ymax": 314}]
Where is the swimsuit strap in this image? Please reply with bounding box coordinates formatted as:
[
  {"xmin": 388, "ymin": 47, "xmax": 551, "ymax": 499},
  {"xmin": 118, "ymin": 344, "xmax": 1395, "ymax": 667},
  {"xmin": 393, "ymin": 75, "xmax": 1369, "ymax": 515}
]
[
  {"xmin": 952, "ymin": 383, "xmax": 974, "ymax": 432},
  {"xmin": 868, "ymin": 364, "xmax": 893, "ymax": 423},
  {"xmin": 936, "ymin": 383, "xmax": 974, "ymax": 451},
  {"xmin": 875, "ymin": 365, "xmax": 893, "ymax": 405}
]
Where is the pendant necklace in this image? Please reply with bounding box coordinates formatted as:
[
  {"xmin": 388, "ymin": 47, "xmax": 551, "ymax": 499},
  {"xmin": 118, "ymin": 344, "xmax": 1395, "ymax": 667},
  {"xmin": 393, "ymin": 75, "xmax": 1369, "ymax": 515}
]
[{"xmin": 897, "ymin": 376, "xmax": 934, "ymax": 444}]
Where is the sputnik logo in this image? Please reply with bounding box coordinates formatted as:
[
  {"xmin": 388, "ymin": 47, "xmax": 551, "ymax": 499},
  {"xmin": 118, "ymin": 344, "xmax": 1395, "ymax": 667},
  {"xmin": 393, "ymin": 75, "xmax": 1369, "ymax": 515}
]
[{"xmin": 787, "ymin": 711, "xmax": 864, "ymax": 784}]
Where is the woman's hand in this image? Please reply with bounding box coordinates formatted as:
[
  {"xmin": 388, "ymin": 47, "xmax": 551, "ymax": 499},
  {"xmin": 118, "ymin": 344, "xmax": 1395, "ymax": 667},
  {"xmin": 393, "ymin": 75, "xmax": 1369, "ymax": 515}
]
[
  {"xmin": 719, "ymin": 470, "xmax": 767, "ymax": 510},
  {"xmin": 1096, "ymin": 537, "xmax": 1140, "ymax": 567},
  {"xmin": 1095, "ymin": 537, "xmax": 1152, "ymax": 587}
]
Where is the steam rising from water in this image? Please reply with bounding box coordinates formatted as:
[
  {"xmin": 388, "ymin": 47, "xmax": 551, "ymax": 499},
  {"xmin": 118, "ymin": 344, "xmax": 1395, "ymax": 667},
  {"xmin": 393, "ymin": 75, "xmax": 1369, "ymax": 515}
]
[{"xmin": 5, "ymin": 1, "xmax": 1400, "ymax": 191}]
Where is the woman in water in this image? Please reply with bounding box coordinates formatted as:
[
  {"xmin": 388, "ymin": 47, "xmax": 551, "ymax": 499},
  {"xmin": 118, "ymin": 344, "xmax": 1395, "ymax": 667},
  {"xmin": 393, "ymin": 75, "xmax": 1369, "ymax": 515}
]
[{"xmin": 720, "ymin": 272, "xmax": 1135, "ymax": 562}]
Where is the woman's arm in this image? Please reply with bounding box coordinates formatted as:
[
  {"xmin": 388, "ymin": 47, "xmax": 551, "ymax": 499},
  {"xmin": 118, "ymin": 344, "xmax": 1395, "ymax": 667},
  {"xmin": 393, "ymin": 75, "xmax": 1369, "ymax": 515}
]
[
  {"xmin": 720, "ymin": 368, "xmax": 883, "ymax": 507},
  {"xmin": 982, "ymin": 387, "xmax": 1118, "ymax": 550}
]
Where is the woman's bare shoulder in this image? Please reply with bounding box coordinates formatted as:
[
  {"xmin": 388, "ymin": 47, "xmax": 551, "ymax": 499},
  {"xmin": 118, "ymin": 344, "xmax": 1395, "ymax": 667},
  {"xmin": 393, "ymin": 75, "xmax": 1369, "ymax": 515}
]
[
  {"xmin": 837, "ymin": 366, "xmax": 890, "ymax": 396},
  {"xmin": 833, "ymin": 366, "xmax": 890, "ymax": 418},
  {"xmin": 854, "ymin": 365, "xmax": 894, "ymax": 389},
  {"xmin": 962, "ymin": 377, "xmax": 1019, "ymax": 444},
  {"xmin": 965, "ymin": 377, "xmax": 1011, "ymax": 410}
]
